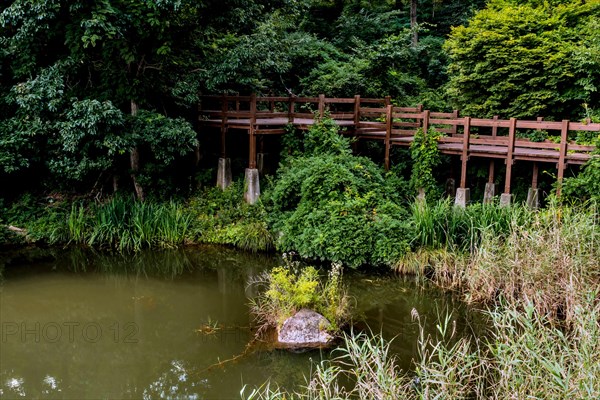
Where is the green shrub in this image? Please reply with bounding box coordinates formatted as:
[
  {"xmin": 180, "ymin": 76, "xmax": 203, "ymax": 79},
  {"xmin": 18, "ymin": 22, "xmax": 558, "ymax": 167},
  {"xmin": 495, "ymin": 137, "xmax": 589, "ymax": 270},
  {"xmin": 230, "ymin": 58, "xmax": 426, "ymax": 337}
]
[
  {"xmin": 561, "ymin": 157, "xmax": 600, "ymax": 203},
  {"xmin": 186, "ymin": 182, "xmax": 274, "ymax": 252},
  {"xmin": 265, "ymin": 118, "xmax": 412, "ymax": 268}
]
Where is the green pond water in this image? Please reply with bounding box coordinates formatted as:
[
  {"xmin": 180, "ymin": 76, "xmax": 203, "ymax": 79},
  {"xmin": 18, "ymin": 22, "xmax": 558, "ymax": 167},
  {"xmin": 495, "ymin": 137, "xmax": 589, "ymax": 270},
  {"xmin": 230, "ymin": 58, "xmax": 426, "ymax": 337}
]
[{"xmin": 0, "ymin": 246, "xmax": 479, "ymax": 399}]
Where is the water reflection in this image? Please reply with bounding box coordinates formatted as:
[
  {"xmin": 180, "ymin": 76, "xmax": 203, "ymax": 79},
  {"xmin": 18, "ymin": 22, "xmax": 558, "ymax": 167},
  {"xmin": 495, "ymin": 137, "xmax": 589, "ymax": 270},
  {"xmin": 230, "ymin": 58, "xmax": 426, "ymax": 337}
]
[{"xmin": 0, "ymin": 247, "xmax": 477, "ymax": 399}]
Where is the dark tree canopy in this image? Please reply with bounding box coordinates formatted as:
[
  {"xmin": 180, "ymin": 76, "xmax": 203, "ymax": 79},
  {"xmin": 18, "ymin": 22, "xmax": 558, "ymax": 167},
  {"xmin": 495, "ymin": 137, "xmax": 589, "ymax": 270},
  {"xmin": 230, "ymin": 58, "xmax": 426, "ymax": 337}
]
[{"xmin": 2, "ymin": 0, "xmax": 598, "ymax": 198}]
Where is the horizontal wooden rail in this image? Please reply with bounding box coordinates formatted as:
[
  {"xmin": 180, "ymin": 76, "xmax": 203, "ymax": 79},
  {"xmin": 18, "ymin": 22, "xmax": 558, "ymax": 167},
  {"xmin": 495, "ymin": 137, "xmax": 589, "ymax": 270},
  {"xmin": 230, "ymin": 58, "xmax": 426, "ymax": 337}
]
[{"xmin": 200, "ymin": 94, "xmax": 598, "ymax": 198}]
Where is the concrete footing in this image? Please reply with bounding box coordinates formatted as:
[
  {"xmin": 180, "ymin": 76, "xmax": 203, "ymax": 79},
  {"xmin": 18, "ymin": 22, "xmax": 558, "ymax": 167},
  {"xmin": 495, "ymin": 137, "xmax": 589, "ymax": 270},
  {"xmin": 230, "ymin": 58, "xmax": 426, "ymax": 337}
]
[
  {"xmin": 216, "ymin": 158, "xmax": 232, "ymax": 190},
  {"xmin": 257, "ymin": 153, "xmax": 267, "ymax": 176},
  {"xmin": 416, "ymin": 188, "xmax": 426, "ymax": 203},
  {"xmin": 445, "ymin": 178, "xmax": 456, "ymax": 198},
  {"xmin": 499, "ymin": 193, "xmax": 512, "ymax": 207},
  {"xmin": 483, "ymin": 182, "xmax": 498, "ymax": 204},
  {"xmin": 526, "ymin": 188, "xmax": 541, "ymax": 209},
  {"xmin": 244, "ymin": 168, "xmax": 260, "ymax": 204},
  {"xmin": 454, "ymin": 188, "xmax": 470, "ymax": 208}
]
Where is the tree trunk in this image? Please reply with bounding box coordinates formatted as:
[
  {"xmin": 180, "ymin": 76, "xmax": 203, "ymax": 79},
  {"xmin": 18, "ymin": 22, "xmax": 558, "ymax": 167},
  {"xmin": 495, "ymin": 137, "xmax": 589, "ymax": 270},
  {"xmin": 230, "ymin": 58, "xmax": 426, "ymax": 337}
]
[
  {"xmin": 410, "ymin": 0, "xmax": 418, "ymax": 47},
  {"xmin": 130, "ymin": 100, "xmax": 145, "ymax": 201}
]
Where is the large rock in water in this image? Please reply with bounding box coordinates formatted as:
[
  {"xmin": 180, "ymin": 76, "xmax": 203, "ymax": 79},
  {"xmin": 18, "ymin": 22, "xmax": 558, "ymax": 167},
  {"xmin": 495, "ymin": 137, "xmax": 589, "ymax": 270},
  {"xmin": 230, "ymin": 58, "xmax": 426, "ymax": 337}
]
[{"xmin": 277, "ymin": 309, "xmax": 334, "ymax": 348}]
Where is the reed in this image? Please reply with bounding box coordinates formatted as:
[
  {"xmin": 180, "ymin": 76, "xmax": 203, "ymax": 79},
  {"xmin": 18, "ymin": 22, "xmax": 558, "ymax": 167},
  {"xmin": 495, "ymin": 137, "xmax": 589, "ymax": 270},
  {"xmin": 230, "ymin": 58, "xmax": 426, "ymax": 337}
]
[
  {"xmin": 487, "ymin": 295, "xmax": 600, "ymax": 399},
  {"xmin": 243, "ymin": 294, "xmax": 600, "ymax": 399},
  {"xmin": 66, "ymin": 202, "xmax": 87, "ymax": 244},
  {"xmin": 458, "ymin": 203, "xmax": 600, "ymax": 322}
]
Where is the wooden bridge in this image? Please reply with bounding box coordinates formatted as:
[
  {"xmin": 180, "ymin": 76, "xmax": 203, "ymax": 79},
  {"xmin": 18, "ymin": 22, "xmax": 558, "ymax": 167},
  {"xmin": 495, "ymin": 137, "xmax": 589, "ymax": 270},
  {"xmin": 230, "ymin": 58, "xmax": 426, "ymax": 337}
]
[{"xmin": 199, "ymin": 94, "xmax": 599, "ymax": 205}]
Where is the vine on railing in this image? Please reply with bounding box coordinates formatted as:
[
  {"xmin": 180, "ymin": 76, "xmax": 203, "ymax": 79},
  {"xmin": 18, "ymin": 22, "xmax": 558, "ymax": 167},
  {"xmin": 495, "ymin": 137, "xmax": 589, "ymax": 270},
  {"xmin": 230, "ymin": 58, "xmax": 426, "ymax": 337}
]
[{"xmin": 410, "ymin": 127, "xmax": 444, "ymax": 198}]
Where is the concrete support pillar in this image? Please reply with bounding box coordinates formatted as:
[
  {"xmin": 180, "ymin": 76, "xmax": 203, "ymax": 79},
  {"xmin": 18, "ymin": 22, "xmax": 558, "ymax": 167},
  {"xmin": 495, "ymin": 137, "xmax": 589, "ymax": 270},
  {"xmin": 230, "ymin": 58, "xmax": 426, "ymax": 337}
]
[
  {"xmin": 526, "ymin": 188, "xmax": 540, "ymax": 209},
  {"xmin": 257, "ymin": 153, "xmax": 267, "ymax": 176},
  {"xmin": 216, "ymin": 158, "xmax": 232, "ymax": 190},
  {"xmin": 527, "ymin": 162, "xmax": 540, "ymax": 209},
  {"xmin": 244, "ymin": 168, "xmax": 260, "ymax": 204},
  {"xmin": 500, "ymin": 193, "xmax": 512, "ymax": 207},
  {"xmin": 416, "ymin": 188, "xmax": 426, "ymax": 203},
  {"xmin": 445, "ymin": 178, "xmax": 456, "ymax": 198},
  {"xmin": 454, "ymin": 188, "xmax": 470, "ymax": 208},
  {"xmin": 483, "ymin": 182, "xmax": 498, "ymax": 204}
]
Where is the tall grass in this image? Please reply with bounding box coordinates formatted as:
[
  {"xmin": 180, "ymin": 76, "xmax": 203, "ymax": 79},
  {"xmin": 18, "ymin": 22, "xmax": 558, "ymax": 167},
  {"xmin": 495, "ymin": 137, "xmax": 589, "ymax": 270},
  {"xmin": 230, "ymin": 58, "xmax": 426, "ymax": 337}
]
[
  {"xmin": 49, "ymin": 196, "xmax": 191, "ymax": 252},
  {"xmin": 402, "ymin": 201, "xmax": 600, "ymax": 324},
  {"xmin": 243, "ymin": 294, "xmax": 600, "ymax": 399},
  {"xmin": 456, "ymin": 203, "xmax": 600, "ymax": 322},
  {"xmin": 409, "ymin": 198, "xmax": 529, "ymax": 251},
  {"xmin": 87, "ymin": 197, "xmax": 191, "ymax": 251},
  {"xmin": 488, "ymin": 296, "xmax": 600, "ymax": 399}
]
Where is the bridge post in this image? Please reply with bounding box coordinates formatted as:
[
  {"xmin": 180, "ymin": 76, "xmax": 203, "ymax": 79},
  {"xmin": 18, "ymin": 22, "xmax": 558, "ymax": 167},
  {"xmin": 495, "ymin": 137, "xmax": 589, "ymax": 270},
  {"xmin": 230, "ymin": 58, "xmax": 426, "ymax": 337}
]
[
  {"xmin": 483, "ymin": 182, "xmax": 498, "ymax": 204},
  {"xmin": 248, "ymin": 94, "xmax": 257, "ymax": 169},
  {"xmin": 217, "ymin": 158, "xmax": 232, "ymax": 190},
  {"xmin": 526, "ymin": 162, "xmax": 541, "ymax": 209},
  {"xmin": 384, "ymin": 105, "xmax": 392, "ymax": 171},
  {"xmin": 318, "ymin": 94, "xmax": 325, "ymax": 118},
  {"xmin": 422, "ymin": 110, "xmax": 430, "ymax": 133},
  {"xmin": 244, "ymin": 94, "xmax": 260, "ymax": 203},
  {"xmin": 353, "ymin": 95, "xmax": 361, "ymax": 125},
  {"xmin": 451, "ymin": 110, "xmax": 459, "ymax": 136},
  {"xmin": 484, "ymin": 116, "xmax": 499, "ymax": 203},
  {"xmin": 352, "ymin": 95, "xmax": 361, "ymax": 153},
  {"xmin": 483, "ymin": 159, "xmax": 497, "ymax": 204},
  {"xmin": 217, "ymin": 95, "xmax": 232, "ymax": 190},
  {"xmin": 244, "ymin": 168, "xmax": 260, "ymax": 205},
  {"xmin": 556, "ymin": 120, "xmax": 570, "ymax": 197},
  {"xmin": 500, "ymin": 118, "xmax": 517, "ymax": 207},
  {"xmin": 257, "ymin": 137, "xmax": 268, "ymax": 176},
  {"xmin": 288, "ymin": 96, "xmax": 295, "ymax": 123},
  {"xmin": 455, "ymin": 117, "xmax": 471, "ymax": 207}
]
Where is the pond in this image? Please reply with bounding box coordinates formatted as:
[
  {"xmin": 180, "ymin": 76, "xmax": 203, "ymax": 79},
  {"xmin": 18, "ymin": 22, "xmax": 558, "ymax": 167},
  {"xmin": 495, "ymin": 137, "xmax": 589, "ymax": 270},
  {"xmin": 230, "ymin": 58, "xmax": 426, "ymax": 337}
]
[{"xmin": 0, "ymin": 246, "xmax": 479, "ymax": 399}]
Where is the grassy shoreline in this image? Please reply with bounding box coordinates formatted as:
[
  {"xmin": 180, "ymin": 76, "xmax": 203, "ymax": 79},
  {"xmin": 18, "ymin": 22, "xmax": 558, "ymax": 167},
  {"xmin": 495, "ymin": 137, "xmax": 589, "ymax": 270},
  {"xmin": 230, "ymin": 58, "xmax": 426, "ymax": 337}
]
[{"xmin": 2, "ymin": 192, "xmax": 599, "ymax": 398}]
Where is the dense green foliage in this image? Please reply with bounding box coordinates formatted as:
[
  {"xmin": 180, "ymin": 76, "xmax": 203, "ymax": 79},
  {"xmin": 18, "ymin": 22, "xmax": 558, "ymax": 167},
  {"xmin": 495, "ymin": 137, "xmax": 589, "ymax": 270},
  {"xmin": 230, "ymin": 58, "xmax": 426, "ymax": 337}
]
[
  {"xmin": 409, "ymin": 127, "xmax": 443, "ymax": 197},
  {"xmin": 561, "ymin": 157, "xmax": 600, "ymax": 203},
  {"xmin": 2, "ymin": 0, "xmax": 598, "ymax": 199},
  {"xmin": 266, "ymin": 118, "xmax": 412, "ymax": 267},
  {"xmin": 187, "ymin": 182, "xmax": 274, "ymax": 253},
  {"xmin": 445, "ymin": 0, "xmax": 600, "ymax": 119}
]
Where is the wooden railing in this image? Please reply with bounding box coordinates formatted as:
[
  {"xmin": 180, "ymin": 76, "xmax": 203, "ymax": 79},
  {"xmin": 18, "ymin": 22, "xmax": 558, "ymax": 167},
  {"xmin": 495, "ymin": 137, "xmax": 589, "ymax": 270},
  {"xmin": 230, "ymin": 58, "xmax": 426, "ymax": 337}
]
[{"xmin": 199, "ymin": 94, "xmax": 599, "ymax": 196}]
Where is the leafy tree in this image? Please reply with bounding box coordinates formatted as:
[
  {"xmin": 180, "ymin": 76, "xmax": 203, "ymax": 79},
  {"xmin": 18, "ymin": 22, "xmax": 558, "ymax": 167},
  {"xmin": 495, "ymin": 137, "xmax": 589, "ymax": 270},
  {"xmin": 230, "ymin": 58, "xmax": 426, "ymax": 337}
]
[
  {"xmin": 445, "ymin": 0, "xmax": 600, "ymax": 119},
  {"xmin": 0, "ymin": 0, "xmax": 218, "ymax": 196}
]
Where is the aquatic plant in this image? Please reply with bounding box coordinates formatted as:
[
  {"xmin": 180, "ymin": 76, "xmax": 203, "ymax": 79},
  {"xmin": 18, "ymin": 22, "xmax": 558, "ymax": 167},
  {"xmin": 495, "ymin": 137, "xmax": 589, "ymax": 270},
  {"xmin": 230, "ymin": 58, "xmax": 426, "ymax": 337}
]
[
  {"xmin": 459, "ymin": 203, "xmax": 600, "ymax": 323},
  {"xmin": 400, "ymin": 200, "xmax": 600, "ymax": 325},
  {"xmin": 250, "ymin": 256, "xmax": 350, "ymax": 333}
]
